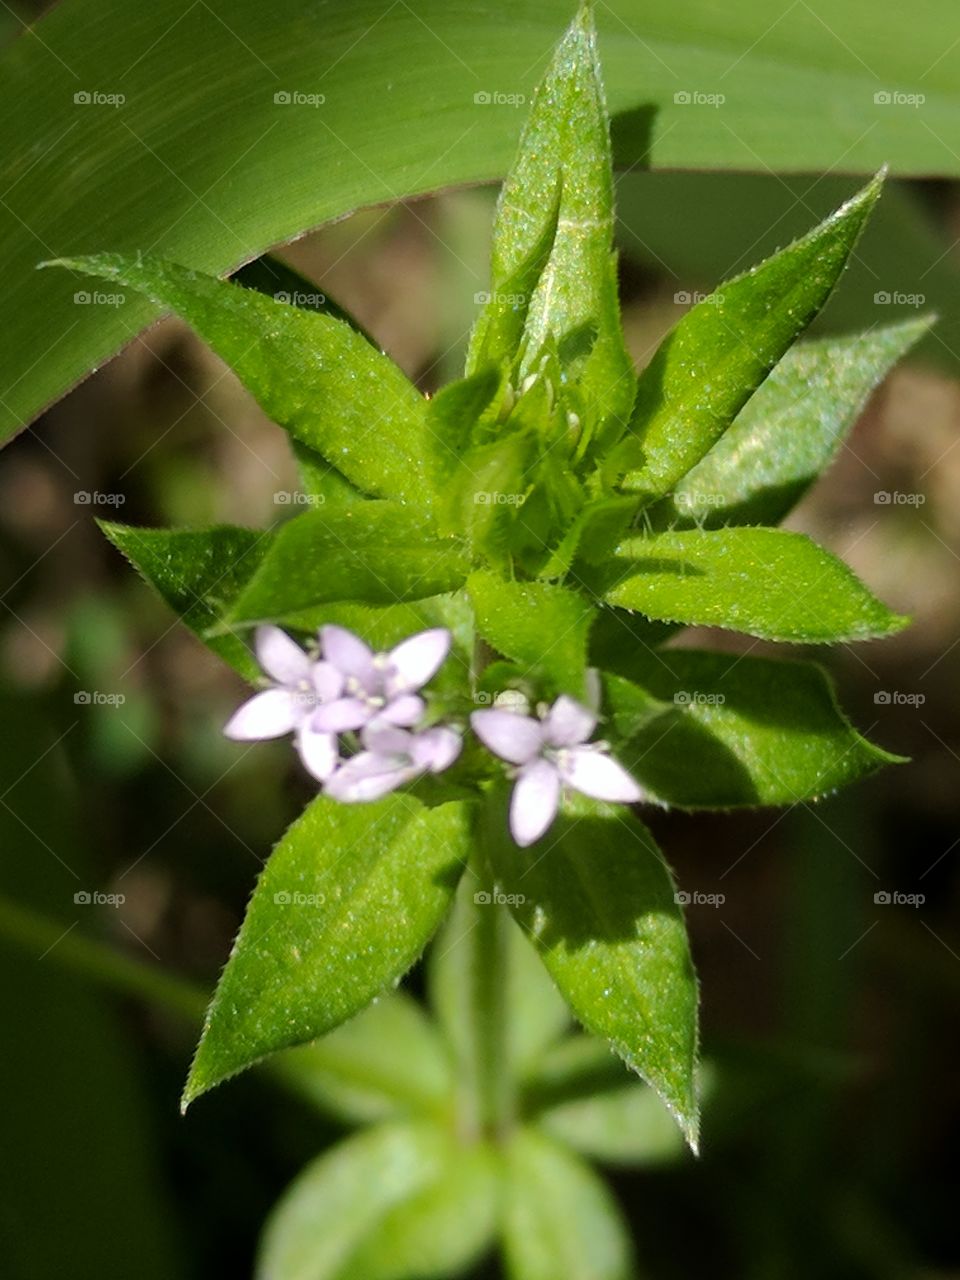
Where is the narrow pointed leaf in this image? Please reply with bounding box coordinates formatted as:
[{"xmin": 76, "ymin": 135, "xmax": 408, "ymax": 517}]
[
  {"xmin": 502, "ymin": 1128, "xmax": 634, "ymax": 1280},
  {"xmin": 99, "ymin": 522, "xmax": 270, "ymax": 680},
  {"xmin": 467, "ymin": 569, "xmax": 595, "ymax": 698},
  {"xmin": 183, "ymin": 795, "xmax": 470, "ymax": 1107},
  {"xmin": 469, "ymin": 6, "xmax": 634, "ymax": 434},
  {"xmin": 257, "ymin": 1122, "xmax": 495, "ymax": 1280},
  {"xmin": 485, "ymin": 790, "xmax": 699, "ymax": 1147},
  {"xmin": 602, "ymin": 528, "xmax": 907, "ymax": 643},
  {"xmin": 661, "ymin": 318, "xmax": 932, "ymax": 529},
  {"xmin": 44, "ymin": 254, "xmax": 431, "ymax": 505},
  {"xmin": 601, "ymin": 653, "xmax": 901, "ymax": 809},
  {"xmin": 226, "ymin": 503, "xmax": 470, "ymax": 626},
  {"xmin": 618, "ymin": 173, "xmax": 884, "ymax": 501}
]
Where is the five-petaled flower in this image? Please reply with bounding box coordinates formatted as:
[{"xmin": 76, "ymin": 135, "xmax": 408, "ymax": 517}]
[
  {"xmin": 471, "ymin": 695, "xmax": 643, "ymax": 846},
  {"xmin": 223, "ymin": 625, "xmax": 342, "ymax": 781},
  {"xmin": 311, "ymin": 625, "xmax": 451, "ymax": 737},
  {"xmin": 325, "ymin": 723, "xmax": 462, "ymax": 803}
]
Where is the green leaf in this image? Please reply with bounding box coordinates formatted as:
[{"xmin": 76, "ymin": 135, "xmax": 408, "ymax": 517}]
[
  {"xmin": 232, "ymin": 252, "xmax": 377, "ymax": 344},
  {"xmin": 99, "ymin": 521, "xmax": 270, "ymax": 680},
  {"xmin": 601, "ymin": 653, "xmax": 901, "ymax": 809},
  {"xmin": 467, "ymin": 569, "xmax": 595, "ymax": 698},
  {"xmin": 615, "ymin": 174, "xmax": 883, "ymax": 502},
  {"xmin": 661, "ymin": 319, "xmax": 932, "ymax": 529},
  {"xmin": 471, "ymin": 6, "xmax": 634, "ymax": 440},
  {"xmin": 425, "ymin": 365, "xmax": 507, "ymax": 488},
  {"xmin": 602, "ymin": 527, "xmax": 908, "ymax": 643},
  {"xmin": 485, "ymin": 790, "xmax": 699, "ymax": 1148},
  {"xmin": 7, "ymin": 0, "xmax": 960, "ymax": 444},
  {"xmin": 271, "ymin": 993, "xmax": 453, "ymax": 1126},
  {"xmin": 183, "ymin": 794, "xmax": 470, "ymax": 1107},
  {"xmin": 45, "ymin": 254, "xmax": 431, "ymax": 505},
  {"xmin": 257, "ymin": 1122, "xmax": 496, "ymax": 1280},
  {"xmin": 225, "ymin": 503, "xmax": 470, "ymax": 626},
  {"xmin": 528, "ymin": 1036, "xmax": 693, "ymax": 1166},
  {"xmin": 502, "ymin": 1127, "xmax": 635, "ymax": 1280}
]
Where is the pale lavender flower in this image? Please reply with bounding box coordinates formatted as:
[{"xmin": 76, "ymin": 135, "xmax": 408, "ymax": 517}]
[
  {"xmin": 223, "ymin": 625, "xmax": 342, "ymax": 781},
  {"xmin": 311, "ymin": 625, "xmax": 451, "ymax": 738},
  {"xmin": 324, "ymin": 723, "xmax": 462, "ymax": 803},
  {"xmin": 471, "ymin": 694, "xmax": 642, "ymax": 847}
]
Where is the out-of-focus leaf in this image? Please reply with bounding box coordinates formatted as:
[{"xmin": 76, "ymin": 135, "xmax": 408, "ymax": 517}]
[
  {"xmin": 486, "ymin": 790, "xmax": 699, "ymax": 1148},
  {"xmin": 224, "ymin": 503, "xmax": 470, "ymax": 626},
  {"xmin": 100, "ymin": 521, "xmax": 270, "ymax": 680},
  {"xmin": 660, "ymin": 319, "xmax": 932, "ymax": 529},
  {"xmin": 183, "ymin": 795, "xmax": 470, "ymax": 1107},
  {"xmin": 257, "ymin": 1122, "xmax": 495, "ymax": 1280},
  {"xmin": 467, "ymin": 569, "xmax": 594, "ymax": 698},
  {"xmin": 45, "ymin": 255, "xmax": 432, "ymax": 504},
  {"xmin": 6, "ymin": 0, "xmax": 960, "ymax": 442},
  {"xmin": 271, "ymin": 992, "xmax": 453, "ymax": 1125},
  {"xmin": 602, "ymin": 653, "xmax": 902, "ymax": 809},
  {"xmin": 614, "ymin": 175, "xmax": 882, "ymax": 502},
  {"xmin": 502, "ymin": 1127, "xmax": 634, "ymax": 1280},
  {"xmin": 602, "ymin": 528, "xmax": 908, "ymax": 643},
  {"xmin": 529, "ymin": 1036, "xmax": 693, "ymax": 1166}
]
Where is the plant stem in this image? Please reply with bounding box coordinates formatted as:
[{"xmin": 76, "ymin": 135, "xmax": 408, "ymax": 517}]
[
  {"xmin": 0, "ymin": 892, "xmax": 206, "ymax": 1021},
  {"xmin": 465, "ymin": 838, "xmax": 514, "ymax": 1140}
]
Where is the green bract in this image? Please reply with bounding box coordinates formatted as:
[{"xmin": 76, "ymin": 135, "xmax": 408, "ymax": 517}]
[{"xmin": 41, "ymin": 4, "xmax": 923, "ymax": 1273}]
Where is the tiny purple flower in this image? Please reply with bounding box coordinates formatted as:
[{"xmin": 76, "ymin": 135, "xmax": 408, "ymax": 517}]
[
  {"xmin": 324, "ymin": 723, "xmax": 462, "ymax": 803},
  {"xmin": 471, "ymin": 694, "xmax": 643, "ymax": 847},
  {"xmin": 223, "ymin": 625, "xmax": 342, "ymax": 781},
  {"xmin": 311, "ymin": 625, "xmax": 451, "ymax": 738}
]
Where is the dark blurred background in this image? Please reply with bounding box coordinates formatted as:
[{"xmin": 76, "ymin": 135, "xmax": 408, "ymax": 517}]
[{"xmin": 1, "ymin": 7, "xmax": 958, "ymax": 1273}]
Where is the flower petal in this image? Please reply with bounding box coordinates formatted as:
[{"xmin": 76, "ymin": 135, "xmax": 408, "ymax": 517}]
[
  {"xmin": 325, "ymin": 754, "xmax": 415, "ymax": 803},
  {"xmin": 560, "ymin": 746, "xmax": 643, "ymax": 804},
  {"xmin": 412, "ymin": 726, "xmax": 462, "ymax": 773},
  {"xmin": 378, "ymin": 693, "xmax": 425, "ymax": 728},
  {"xmin": 312, "ymin": 660, "xmax": 345, "ymax": 703},
  {"xmin": 296, "ymin": 724, "xmax": 339, "ymax": 782},
  {"xmin": 321, "ymin": 625, "xmax": 376, "ymax": 686},
  {"xmin": 224, "ymin": 689, "xmax": 298, "ymax": 739},
  {"xmin": 360, "ymin": 724, "xmax": 412, "ymax": 756},
  {"xmin": 543, "ymin": 695, "xmax": 596, "ymax": 748},
  {"xmin": 510, "ymin": 759, "xmax": 561, "ymax": 847},
  {"xmin": 470, "ymin": 709, "xmax": 543, "ymax": 764},
  {"xmin": 385, "ymin": 628, "xmax": 451, "ymax": 696},
  {"xmin": 312, "ymin": 697, "xmax": 370, "ymax": 733},
  {"xmin": 255, "ymin": 626, "xmax": 312, "ymax": 685}
]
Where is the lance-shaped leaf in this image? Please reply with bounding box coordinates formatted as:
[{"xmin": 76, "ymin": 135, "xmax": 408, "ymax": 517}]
[
  {"xmin": 467, "ymin": 569, "xmax": 595, "ymax": 698},
  {"xmin": 485, "ymin": 790, "xmax": 699, "ymax": 1148},
  {"xmin": 601, "ymin": 528, "xmax": 907, "ymax": 643},
  {"xmin": 616, "ymin": 172, "xmax": 884, "ymax": 502},
  {"xmin": 43, "ymin": 254, "xmax": 431, "ymax": 505},
  {"xmin": 226, "ymin": 503, "xmax": 470, "ymax": 626},
  {"xmin": 100, "ymin": 521, "xmax": 270, "ymax": 680},
  {"xmin": 183, "ymin": 794, "xmax": 471, "ymax": 1108},
  {"xmin": 257, "ymin": 1122, "xmax": 497, "ymax": 1280},
  {"xmin": 600, "ymin": 653, "xmax": 901, "ymax": 809},
  {"xmin": 272, "ymin": 992, "xmax": 453, "ymax": 1126},
  {"xmin": 659, "ymin": 318, "xmax": 932, "ymax": 529},
  {"xmin": 468, "ymin": 6, "xmax": 635, "ymax": 436},
  {"xmin": 502, "ymin": 1128, "xmax": 635, "ymax": 1280}
]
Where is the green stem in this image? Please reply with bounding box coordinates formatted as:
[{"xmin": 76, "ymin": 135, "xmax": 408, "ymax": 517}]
[
  {"xmin": 0, "ymin": 893, "xmax": 206, "ymax": 1021},
  {"xmin": 465, "ymin": 839, "xmax": 514, "ymax": 1140}
]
